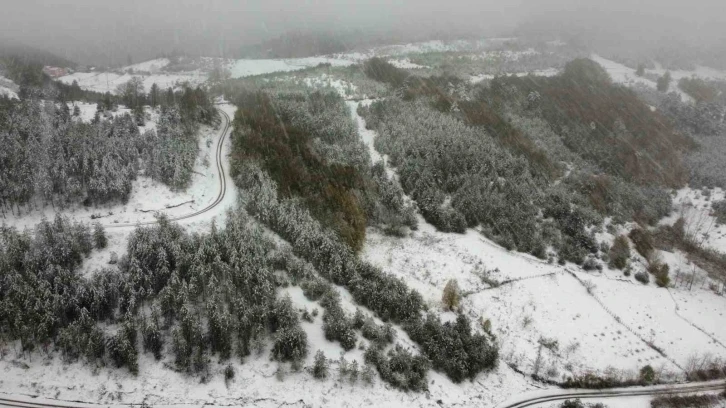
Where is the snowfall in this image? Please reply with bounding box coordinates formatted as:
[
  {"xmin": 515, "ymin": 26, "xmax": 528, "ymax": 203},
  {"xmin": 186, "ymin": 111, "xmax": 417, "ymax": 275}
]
[{"xmin": 4, "ymin": 41, "xmax": 726, "ymax": 408}]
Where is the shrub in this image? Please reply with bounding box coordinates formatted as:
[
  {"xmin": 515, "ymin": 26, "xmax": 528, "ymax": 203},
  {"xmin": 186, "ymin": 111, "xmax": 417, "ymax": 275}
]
[
  {"xmin": 635, "ymin": 271, "xmax": 650, "ymax": 284},
  {"xmin": 405, "ymin": 313, "xmax": 498, "ymax": 383},
  {"xmin": 362, "ymin": 363, "xmax": 376, "ymax": 385},
  {"xmin": 349, "ymin": 359, "xmax": 359, "ymax": 384},
  {"xmin": 560, "ymin": 400, "xmax": 607, "ymax": 408},
  {"xmin": 678, "ymin": 77, "xmax": 717, "ymax": 103},
  {"xmin": 562, "ymin": 372, "xmax": 642, "ymax": 389},
  {"xmin": 363, "ymin": 57, "xmax": 408, "ymax": 88},
  {"xmin": 361, "ymin": 317, "xmax": 395, "ymax": 345},
  {"xmin": 651, "ymin": 394, "xmax": 722, "ymax": 408},
  {"xmin": 442, "ymin": 279, "xmax": 461, "ymax": 311},
  {"xmin": 608, "ymin": 235, "xmax": 631, "ymax": 270},
  {"xmin": 714, "ymin": 200, "xmax": 726, "ymax": 224},
  {"xmin": 629, "ymin": 228, "xmax": 654, "ymax": 259},
  {"xmin": 224, "ymin": 364, "xmax": 235, "ymax": 382},
  {"xmin": 640, "ymin": 365, "xmax": 656, "ymax": 384},
  {"xmin": 582, "ymin": 257, "xmax": 600, "ymax": 271},
  {"xmin": 648, "ymin": 262, "xmax": 671, "ymax": 288},
  {"xmin": 321, "ymin": 292, "xmax": 357, "ymax": 351},
  {"xmin": 272, "ymin": 326, "xmax": 308, "ymax": 362},
  {"xmin": 301, "ymin": 278, "xmax": 332, "ymax": 301},
  {"xmin": 364, "ymin": 345, "xmax": 430, "ymax": 391}
]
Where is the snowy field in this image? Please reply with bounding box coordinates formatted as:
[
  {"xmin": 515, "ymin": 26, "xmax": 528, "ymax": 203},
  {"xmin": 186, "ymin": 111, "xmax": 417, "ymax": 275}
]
[
  {"xmin": 123, "ymin": 58, "xmax": 170, "ymax": 73},
  {"xmin": 589, "ymin": 54, "xmax": 726, "ymax": 103},
  {"xmin": 58, "ymin": 70, "xmax": 208, "ymax": 94},
  {"xmin": 228, "ymin": 57, "xmax": 355, "ymax": 79}
]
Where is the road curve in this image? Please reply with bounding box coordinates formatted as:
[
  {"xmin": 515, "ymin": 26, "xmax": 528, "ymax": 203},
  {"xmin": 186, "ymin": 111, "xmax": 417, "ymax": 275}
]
[
  {"xmin": 105, "ymin": 107, "xmax": 232, "ymax": 229},
  {"xmin": 497, "ymin": 380, "xmax": 726, "ymax": 408}
]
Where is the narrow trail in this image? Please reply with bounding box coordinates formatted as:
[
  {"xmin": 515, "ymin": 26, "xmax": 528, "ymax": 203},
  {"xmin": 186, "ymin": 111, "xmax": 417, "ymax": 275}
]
[
  {"xmin": 564, "ymin": 269, "xmax": 686, "ymax": 372},
  {"xmin": 666, "ymin": 288, "xmax": 726, "ymax": 352},
  {"xmin": 104, "ymin": 107, "xmax": 231, "ymax": 229}
]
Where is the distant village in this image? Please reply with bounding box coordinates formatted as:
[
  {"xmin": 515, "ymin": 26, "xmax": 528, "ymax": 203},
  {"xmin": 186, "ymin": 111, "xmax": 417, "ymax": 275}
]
[{"xmin": 42, "ymin": 66, "xmax": 70, "ymax": 78}]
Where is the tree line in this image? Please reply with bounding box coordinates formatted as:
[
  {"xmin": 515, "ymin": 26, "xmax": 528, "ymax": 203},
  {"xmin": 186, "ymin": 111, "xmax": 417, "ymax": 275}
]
[
  {"xmin": 230, "ymin": 90, "xmax": 417, "ymax": 251},
  {"xmin": 229, "ymin": 88, "xmax": 499, "ymax": 388},
  {"xmin": 360, "ymin": 57, "xmax": 679, "ymax": 265},
  {"xmin": 0, "ymin": 211, "xmax": 308, "ymax": 378}
]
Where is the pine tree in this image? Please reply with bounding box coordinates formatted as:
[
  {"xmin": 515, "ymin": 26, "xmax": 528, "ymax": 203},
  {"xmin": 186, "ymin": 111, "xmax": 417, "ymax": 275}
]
[
  {"xmin": 657, "ymin": 72, "xmax": 672, "ymax": 92},
  {"xmin": 349, "ymin": 359, "xmax": 359, "ymax": 384},
  {"xmin": 93, "ymin": 222, "xmax": 107, "ymax": 249},
  {"xmin": 313, "ymin": 350, "xmax": 329, "ymax": 379},
  {"xmin": 142, "ymin": 309, "xmax": 164, "ymax": 360},
  {"xmin": 149, "ymin": 83, "xmax": 160, "ymax": 108},
  {"xmin": 338, "ymin": 353, "xmax": 349, "ymax": 379},
  {"xmin": 362, "ymin": 363, "xmax": 375, "ymax": 385}
]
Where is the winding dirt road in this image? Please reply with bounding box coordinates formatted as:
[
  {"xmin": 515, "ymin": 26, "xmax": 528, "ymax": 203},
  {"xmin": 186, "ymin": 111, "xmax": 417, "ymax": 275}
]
[{"xmin": 105, "ymin": 107, "xmax": 232, "ymax": 229}]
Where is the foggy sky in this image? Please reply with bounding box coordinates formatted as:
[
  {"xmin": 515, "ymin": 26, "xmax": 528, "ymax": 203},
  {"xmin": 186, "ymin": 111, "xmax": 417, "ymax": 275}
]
[{"xmin": 1, "ymin": 0, "xmax": 725, "ymax": 66}]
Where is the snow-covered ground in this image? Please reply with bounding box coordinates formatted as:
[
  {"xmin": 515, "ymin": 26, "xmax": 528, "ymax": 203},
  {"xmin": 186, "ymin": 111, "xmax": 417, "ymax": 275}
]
[
  {"xmin": 0, "ymin": 338, "xmax": 535, "ymax": 408},
  {"xmin": 5, "ymin": 39, "xmax": 726, "ymax": 408}
]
